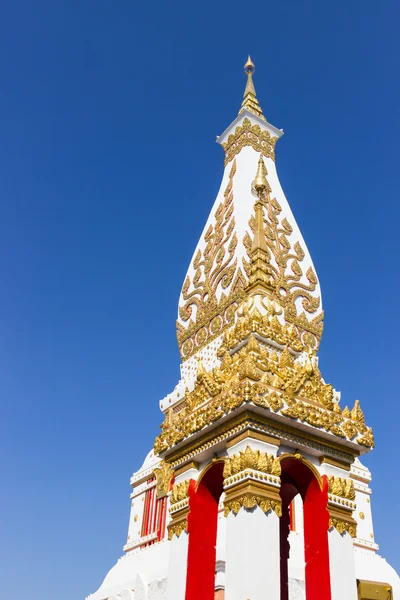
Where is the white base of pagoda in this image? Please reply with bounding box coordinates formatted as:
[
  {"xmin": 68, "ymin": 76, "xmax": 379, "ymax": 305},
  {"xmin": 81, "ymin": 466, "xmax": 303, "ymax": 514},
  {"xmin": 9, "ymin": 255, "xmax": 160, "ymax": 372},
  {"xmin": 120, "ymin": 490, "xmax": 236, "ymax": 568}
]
[{"xmin": 86, "ymin": 534, "xmax": 400, "ymax": 600}]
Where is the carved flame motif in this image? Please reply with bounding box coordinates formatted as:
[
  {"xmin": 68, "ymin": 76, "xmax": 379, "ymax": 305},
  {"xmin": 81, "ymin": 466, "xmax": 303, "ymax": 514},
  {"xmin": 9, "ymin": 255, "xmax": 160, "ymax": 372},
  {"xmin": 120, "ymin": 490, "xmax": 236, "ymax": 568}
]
[
  {"xmin": 243, "ymin": 174, "xmax": 323, "ymax": 348},
  {"xmin": 177, "ymin": 159, "xmax": 247, "ymax": 360}
]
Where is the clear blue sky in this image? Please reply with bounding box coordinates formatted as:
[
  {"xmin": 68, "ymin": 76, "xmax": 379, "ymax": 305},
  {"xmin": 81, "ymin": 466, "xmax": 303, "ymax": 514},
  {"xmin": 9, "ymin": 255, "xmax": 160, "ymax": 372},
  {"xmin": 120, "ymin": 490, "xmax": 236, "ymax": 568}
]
[{"xmin": 0, "ymin": 1, "xmax": 399, "ymax": 598}]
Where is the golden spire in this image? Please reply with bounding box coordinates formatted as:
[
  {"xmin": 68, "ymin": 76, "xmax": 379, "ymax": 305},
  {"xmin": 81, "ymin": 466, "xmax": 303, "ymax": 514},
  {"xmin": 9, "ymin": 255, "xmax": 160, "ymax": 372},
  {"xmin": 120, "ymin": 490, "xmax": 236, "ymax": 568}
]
[
  {"xmin": 239, "ymin": 56, "xmax": 266, "ymax": 122},
  {"xmin": 248, "ymin": 156, "xmax": 273, "ymax": 290}
]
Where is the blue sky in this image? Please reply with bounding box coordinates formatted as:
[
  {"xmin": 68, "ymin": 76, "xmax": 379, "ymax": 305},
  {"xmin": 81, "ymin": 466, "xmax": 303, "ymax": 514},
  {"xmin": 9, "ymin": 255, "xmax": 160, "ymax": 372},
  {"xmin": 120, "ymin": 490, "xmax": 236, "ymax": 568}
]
[{"xmin": 0, "ymin": 1, "xmax": 399, "ymax": 598}]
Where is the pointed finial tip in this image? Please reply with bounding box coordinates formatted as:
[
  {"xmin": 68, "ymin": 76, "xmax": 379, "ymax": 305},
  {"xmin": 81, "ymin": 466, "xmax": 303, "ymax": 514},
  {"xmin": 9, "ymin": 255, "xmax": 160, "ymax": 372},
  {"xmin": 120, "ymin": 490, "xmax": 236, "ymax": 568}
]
[{"xmin": 244, "ymin": 55, "xmax": 255, "ymax": 75}]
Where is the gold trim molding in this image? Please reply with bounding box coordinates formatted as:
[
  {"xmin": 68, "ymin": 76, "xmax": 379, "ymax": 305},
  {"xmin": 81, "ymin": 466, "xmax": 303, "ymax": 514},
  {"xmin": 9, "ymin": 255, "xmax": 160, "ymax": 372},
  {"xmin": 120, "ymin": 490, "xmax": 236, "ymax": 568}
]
[
  {"xmin": 164, "ymin": 412, "xmax": 356, "ymax": 469},
  {"xmin": 226, "ymin": 429, "xmax": 280, "ymax": 449},
  {"xmin": 320, "ymin": 456, "xmax": 352, "ymax": 471},
  {"xmin": 174, "ymin": 461, "xmax": 199, "ymax": 478}
]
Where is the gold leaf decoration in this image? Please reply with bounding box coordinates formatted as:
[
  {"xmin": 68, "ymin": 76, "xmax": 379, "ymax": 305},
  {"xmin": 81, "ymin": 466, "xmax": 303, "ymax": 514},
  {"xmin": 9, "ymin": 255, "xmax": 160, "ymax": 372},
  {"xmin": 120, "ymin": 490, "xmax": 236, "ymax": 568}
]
[
  {"xmin": 154, "ymin": 315, "xmax": 373, "ymax": 454},
  {"xmin": 177, "ymin": 159, "xmax": 247, "ymax": 359},
  {"xmin": 221, "ymin": 117, "xmax": 278, "ymax": 166},
  {"xmin": 243, "ymin": 168, "xmax": 323, "ymax": 349},
  {"xmin": 223, "ymin": 445, "xmax": 281, "ymax": 479}
]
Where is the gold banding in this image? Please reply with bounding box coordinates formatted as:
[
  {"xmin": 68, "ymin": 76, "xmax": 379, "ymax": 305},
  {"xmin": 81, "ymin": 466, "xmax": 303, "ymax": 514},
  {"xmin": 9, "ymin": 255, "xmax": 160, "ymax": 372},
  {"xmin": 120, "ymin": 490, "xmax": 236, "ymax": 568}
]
[{"xmin": 226, "ymin": 429, "xmax": 280, "ymax": 449}]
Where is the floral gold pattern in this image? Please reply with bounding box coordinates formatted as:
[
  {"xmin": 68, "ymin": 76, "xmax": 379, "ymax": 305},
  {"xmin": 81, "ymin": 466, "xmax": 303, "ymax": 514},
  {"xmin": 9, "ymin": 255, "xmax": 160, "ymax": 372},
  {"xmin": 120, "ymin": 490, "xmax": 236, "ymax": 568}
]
[
  {"xmin": 327, "ymin": 475, "xmax": 356, "ymax": 500},
  {"xmin": 242, "ymin": 166, "xmax": 323, "ymax": 349},
  {"xmin": 153, "ymin": 460, "xmax": 173, "ymax": 498},
  {"xmin": 154, "ymin": 330, "xmax": 373, "ymax": 454},
  {"xmin": 222, "ymin": 118, "xmax": 277, "ymax": 166},
  {"xmin": 170, "ymin": 480, "xmax": 191, "ymax": 505},
  {"xmin": 177, "ymin": 159, "xmax": 247, "ymax": 360},
  {"xmin": 223, "ymin": 445, "xmax": 281, "ymax": 479},
  {"xmin": 329, "ymin": 516, "xmax": 357, "ymax": 538}
]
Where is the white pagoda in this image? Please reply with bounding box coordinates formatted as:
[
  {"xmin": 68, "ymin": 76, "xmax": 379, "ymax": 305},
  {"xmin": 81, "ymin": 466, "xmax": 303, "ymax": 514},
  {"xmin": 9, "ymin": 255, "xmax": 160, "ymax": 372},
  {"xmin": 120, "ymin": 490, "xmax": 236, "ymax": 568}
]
[{"xmin": 87, "ymin": 58, "xmax": 399, "ymax": 600}]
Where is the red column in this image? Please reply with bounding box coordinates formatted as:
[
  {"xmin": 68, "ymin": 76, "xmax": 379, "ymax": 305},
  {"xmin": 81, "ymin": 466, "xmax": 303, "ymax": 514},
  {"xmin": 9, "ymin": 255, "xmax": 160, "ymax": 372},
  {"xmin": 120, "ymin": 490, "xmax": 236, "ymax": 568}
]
[
  {"xmin": 185, "ymin": 463, "xmax": 224, "ymax": 600},
  {"xmin": 303, "ymin": 475, "xmax": 331, "ymax": 600}
]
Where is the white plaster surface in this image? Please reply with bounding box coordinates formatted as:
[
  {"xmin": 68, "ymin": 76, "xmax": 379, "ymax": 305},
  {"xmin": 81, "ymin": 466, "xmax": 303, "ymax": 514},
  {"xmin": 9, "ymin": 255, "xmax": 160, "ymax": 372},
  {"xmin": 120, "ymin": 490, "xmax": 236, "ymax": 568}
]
[
  {"xmin": 355, "ymin": 549, "xmax": 400, "ymax": 600},
  {"xmin": 133, "ymin": 574, "xmax": 147, "ymax": 600},
  {"xmin": 329, "ymin": 529, "xmax": 357, "ymax": 600},
  {"xmin": 148, "ymin": 579, "xmax": 167, "ymax": 600},
  {"xmin": 225, "ymin": 507, "xmax": 280, "ymax": 600},
  {"xmin": 289, "ymin": 578, "xmax": 305, "ymax": 600},
  {"xmin": 166, "ymin": 533, "xmax": 188, "ymax": 600},
  {"xmin": 87, "ymin": 542, "xmax": 168, "ymax": 600}
]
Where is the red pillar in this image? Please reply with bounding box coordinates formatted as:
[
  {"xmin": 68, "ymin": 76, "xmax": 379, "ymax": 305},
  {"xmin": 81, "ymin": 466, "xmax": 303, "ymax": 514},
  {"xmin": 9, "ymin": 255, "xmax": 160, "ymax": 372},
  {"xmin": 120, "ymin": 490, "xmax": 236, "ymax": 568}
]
[
  {"xmin": 185, "ymin": 463, "xmax": 224, "ymax": 600},
  {"xmin": 303, "ymin": 475, "xmax": 331, "ymax": 600}
]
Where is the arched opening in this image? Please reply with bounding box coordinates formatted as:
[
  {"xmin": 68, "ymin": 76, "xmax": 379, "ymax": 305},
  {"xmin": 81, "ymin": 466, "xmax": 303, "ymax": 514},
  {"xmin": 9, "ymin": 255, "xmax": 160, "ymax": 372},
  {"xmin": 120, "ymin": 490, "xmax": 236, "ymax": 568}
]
[
  {"xmin": 280, "ymin": 456, "xmax": 331, "ymax": 600},
  {"xmin": 185, "ymin": 461, "xmax": 225, "ymax": 600}
]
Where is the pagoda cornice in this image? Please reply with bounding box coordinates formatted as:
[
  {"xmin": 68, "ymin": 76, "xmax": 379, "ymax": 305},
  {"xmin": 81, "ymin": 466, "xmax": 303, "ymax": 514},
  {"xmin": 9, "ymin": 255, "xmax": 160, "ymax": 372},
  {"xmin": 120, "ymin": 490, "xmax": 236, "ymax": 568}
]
[{"xmin": 216, "ymin": 109, "xmax": 283, "ymax": 147}]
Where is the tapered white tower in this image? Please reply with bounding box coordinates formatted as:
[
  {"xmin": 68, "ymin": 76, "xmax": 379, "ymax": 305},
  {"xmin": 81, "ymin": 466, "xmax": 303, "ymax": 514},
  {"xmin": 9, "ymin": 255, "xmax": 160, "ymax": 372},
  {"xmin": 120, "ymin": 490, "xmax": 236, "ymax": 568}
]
[{"xmin": 87, "ymin": 59, "xmax": 399, "ymax": 600}]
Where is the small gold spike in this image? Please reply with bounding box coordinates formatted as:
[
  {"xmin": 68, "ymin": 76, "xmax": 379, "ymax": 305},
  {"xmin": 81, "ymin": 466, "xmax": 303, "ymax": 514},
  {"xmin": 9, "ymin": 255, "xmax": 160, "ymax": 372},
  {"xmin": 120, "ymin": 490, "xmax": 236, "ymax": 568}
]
[
  {"xmin": 239, "ymin": 56, "xmax": 266, "ymax": 122},
  {"xmin": 252, "ymin": 155, "xmax": 270, "ymax": 195},
  {"xmin": 247, "ymin": 156, "xmax": 273, "ymax": 291}
]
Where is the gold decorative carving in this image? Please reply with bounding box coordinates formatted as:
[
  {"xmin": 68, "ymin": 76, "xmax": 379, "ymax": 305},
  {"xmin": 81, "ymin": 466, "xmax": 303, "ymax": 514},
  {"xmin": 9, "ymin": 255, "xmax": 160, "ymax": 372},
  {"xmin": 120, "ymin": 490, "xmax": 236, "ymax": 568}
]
[
  {"xmin": 222, "ymin": 118, "xmax": 277, "ymax": 166},
  {"xmin": 167, "ymin": 512, "xmax": 189, "ymax": 540},
  {"xmin": 328, "ymin": 502, "xmax": 357, "ymax": 538},
  {"xmin": 359, "ymin": 512, "xmax": 365, "ymax": 520},
  {"xmin": 170, "ymin": 479, "xmax": 191, "ymax": 505},
  {"xmin": 166, "ymin": 413, "xmax": 355, "ymax": 469},
  {"xmin": 153, "ymin": 460, "xmax": 173, "ymax": 498},
  {"xmin": 327, "ymin": 475, "xmax": 356, "ymax": 500},
  {"xmin": 177, "ymin": 159, "xmax": 247, "ymax": 359},
  {"xmin": 223, "ymin": 445, "xmax": 281, "ymax": 479},
  {"xmin": 224, "ymin": 480, "xmax": 282, "ymax": 517},
  {"xmin": 154, "ymin": 332, "xmax": 373, "ymax": 454},
  {"xmin": 242, "ymin": 165, "xmax": 323, "ymax": 349},
  {"xmin": 329, "ymin": 516, "xmax": 357, "ymax": 538}
]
